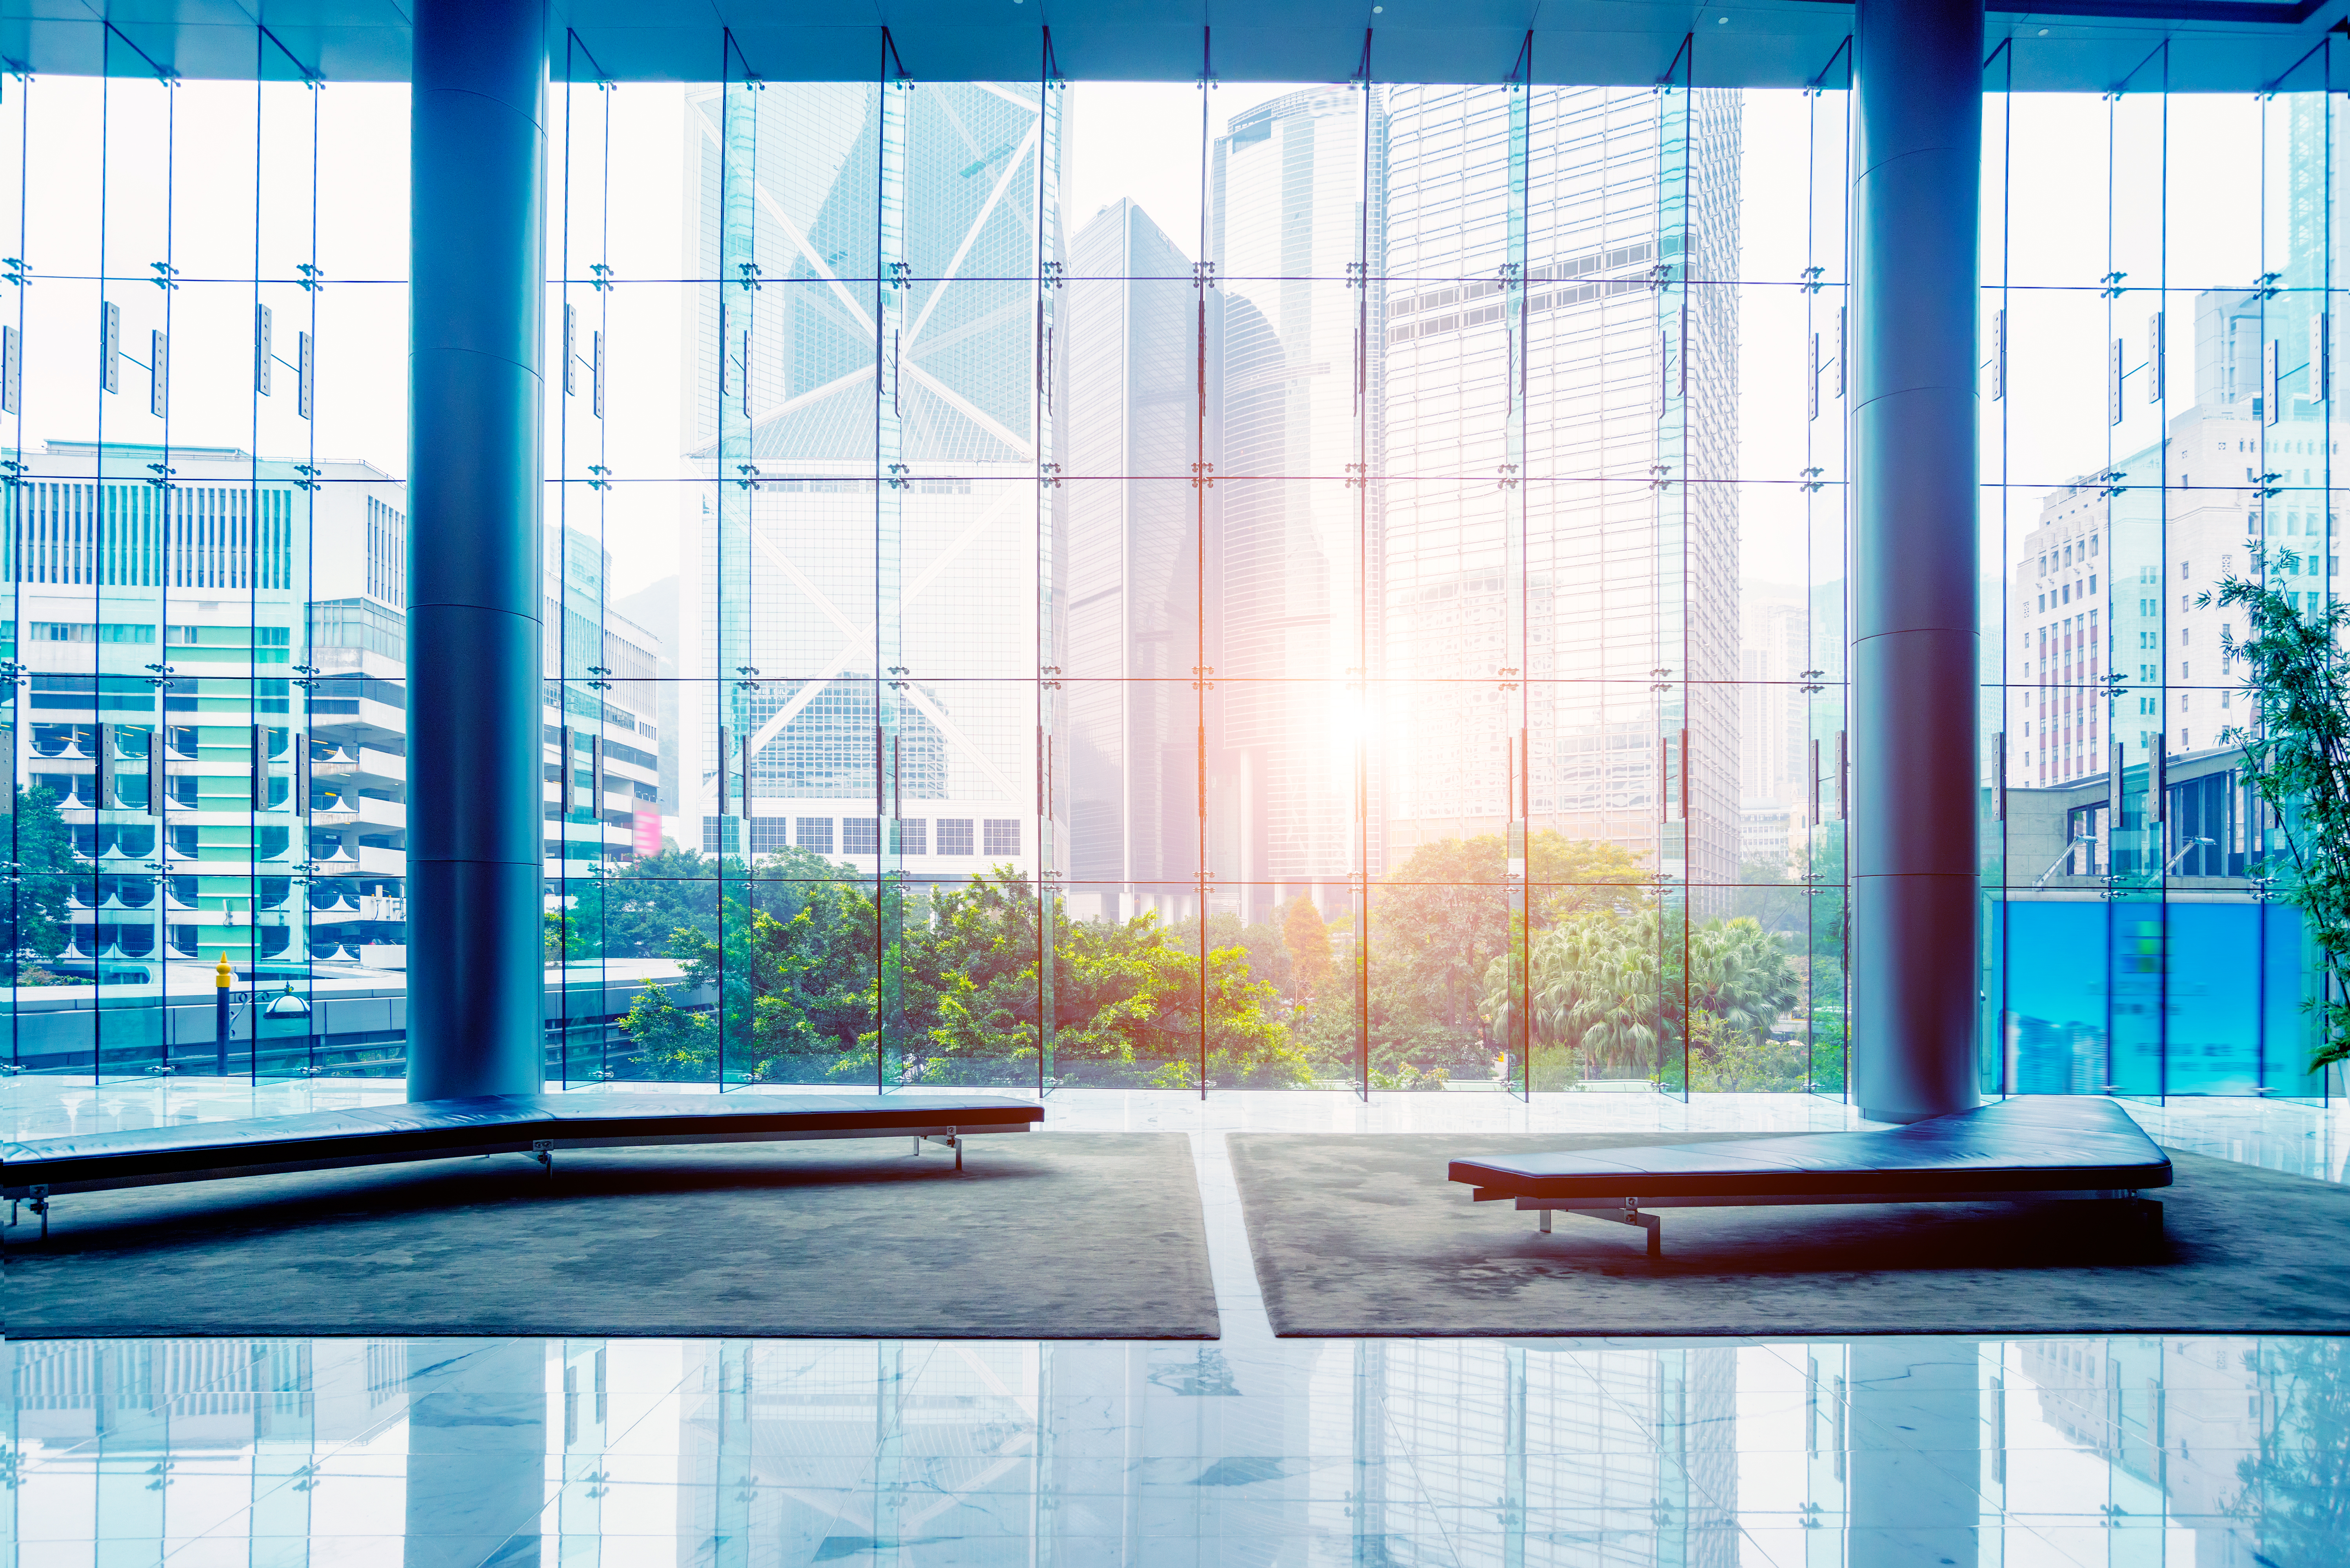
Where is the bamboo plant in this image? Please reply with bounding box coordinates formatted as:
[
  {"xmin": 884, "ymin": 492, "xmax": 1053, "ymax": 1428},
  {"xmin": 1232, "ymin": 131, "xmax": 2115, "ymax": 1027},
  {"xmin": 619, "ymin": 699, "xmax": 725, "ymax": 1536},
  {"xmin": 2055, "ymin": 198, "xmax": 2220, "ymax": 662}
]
[{"xmin": 2205, "ymin": 552, "xmax": 2350, "ymax": 1068}]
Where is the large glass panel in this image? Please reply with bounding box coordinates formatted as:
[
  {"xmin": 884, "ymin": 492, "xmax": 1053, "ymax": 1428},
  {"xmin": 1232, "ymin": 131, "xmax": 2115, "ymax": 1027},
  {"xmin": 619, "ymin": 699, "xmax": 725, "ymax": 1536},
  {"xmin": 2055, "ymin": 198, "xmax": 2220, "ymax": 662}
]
[
  {"xmin": 16, "ymin": 26, "xmax": 2349, "ymax": 1108},
  {"xmin": 1980, "ymin": 48, "xmax": 2344, "ymax": 1104}
]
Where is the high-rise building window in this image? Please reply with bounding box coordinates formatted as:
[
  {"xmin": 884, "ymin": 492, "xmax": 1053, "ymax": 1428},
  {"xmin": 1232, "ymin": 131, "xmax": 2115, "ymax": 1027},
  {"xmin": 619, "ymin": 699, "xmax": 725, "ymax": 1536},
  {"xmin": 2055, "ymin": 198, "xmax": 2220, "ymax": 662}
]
[
  {"xmin": 983, "ymin": 820, "xmax": 1021, "ymax": 858},
  {"xmin": 936, "ymin": 819, "xmax": 974, "ymax": 857},
  {"xmin": 796, "ymin": 817, "xmax": 834, "ymax": 855},
  {"xmin": 843, "ymin": 818, "xmax": 880, "ymax": 857}
]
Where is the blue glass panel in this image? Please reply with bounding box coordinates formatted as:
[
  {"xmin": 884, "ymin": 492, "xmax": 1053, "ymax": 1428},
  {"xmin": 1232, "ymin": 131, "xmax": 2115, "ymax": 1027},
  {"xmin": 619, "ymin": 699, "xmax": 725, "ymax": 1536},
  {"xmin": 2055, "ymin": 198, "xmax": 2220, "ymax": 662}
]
[
  {"xmin": 2164, "ymin": 902, "xmax": 2261, "ymax": 1095},
  {"xmin": 2005, "ymin": 900, "xmax": 2106, "ymax": 1094},
  {"xmin": 2108, "ymin": 900, "xmax": 2164, "ymax": 1097},
  {"xmin": 2265, "ymin": 900, "xmax": 2326, "ymax": 1098}
]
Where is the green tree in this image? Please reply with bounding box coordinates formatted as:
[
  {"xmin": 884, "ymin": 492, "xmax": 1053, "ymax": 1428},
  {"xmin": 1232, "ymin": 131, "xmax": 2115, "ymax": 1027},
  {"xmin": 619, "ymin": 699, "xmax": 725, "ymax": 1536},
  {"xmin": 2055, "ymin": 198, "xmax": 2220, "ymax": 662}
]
[
  {"xmin": 1283, "ymin": 897, "xmax": 1333, "ymax": 1007},
  {"xmin": 1138, "ymin": 938, "xmax": 1311, "ymax": 1090},
  {"xmin": 616, "ymin": 862, "xmax": 1316, "ymax": 1091},
  {"xmin": 543, "ymin": 909, "xmax": 585, "ymax": 962},
  {"xmin": 1, "ymin": 786, "xmax": 76, "ymax": 980},
  {"xmin": 1687, "ymin": 1013, "xmax": 1809, "ymax": 1092},
  {"xmin": 927, "ymin": 873, "xmax": 1308, "ymax": 1088},
  {"xmin": 1293, "ymin": 968, "xmax": 1467, "ymax": 1081},
  {"xmin": 1170, "ymin": 911, "xmax": 1292, "ymax": 1003},
  {"xmin": 1729, "ymin": 855, "xmax": 1808, "ymax": 936},
  {"xmin": 1481, "ymin": 910, "xmax": 1801, "ymax": 1087},
  {"xmin": 1688, "ymin": 916, "xmax": 1801, "ymax": 1047},
  {"xmin": 2208, "ymin": 565, "xmax": 2350, "ymax": 1066},
  {"xmin": 620, "ymin": 868, "xmax": 879, "ymax": 1083},
  {"xmin": 564, "ymin": 843, "xmax": 727, "ymax": 959},
  {"xmin": 1370, "ymin": 831, "xmax": 1647, "ymax": 1045},
  {"xmin": 616, "ymin": 976, "xmax": 717, "ymax": 1080}
]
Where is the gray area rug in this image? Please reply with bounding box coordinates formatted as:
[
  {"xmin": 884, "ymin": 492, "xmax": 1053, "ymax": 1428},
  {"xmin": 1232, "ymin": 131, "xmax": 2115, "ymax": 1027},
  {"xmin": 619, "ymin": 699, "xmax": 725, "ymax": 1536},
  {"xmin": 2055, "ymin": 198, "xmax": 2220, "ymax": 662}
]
[
  {"xmin": 6, "ymin": 1132, "xmax": 1215, "ymax": 1339},
  {"xmin": 1229, "ymin": 1131, "xmax": 2350, "ymax": 1337}
]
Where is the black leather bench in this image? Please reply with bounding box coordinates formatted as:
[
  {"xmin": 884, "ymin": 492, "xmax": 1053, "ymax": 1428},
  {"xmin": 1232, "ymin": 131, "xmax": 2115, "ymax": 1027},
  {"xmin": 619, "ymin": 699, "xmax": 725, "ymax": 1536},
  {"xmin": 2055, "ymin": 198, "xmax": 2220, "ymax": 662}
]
[
  {"xmin": 1449, "ymin": 1096, "xmax": 2172, "ymax": 1257},
  {"xmin": 2, "ymin": 1092, "xmax": 1043, "ymax": 1237}
]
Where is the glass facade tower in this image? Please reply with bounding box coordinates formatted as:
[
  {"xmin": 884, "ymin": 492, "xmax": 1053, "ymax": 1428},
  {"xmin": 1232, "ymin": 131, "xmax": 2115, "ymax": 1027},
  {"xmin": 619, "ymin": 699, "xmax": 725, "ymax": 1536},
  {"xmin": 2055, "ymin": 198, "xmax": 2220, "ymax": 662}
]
[
  {"xmin": 1063, "ymin": 198, "xmax": 1199, "ymax": 921},
  {"xmin": 681, "ymin": 80, "xmax": 1058, "ymax": 883},
  {"xmin": 1381, "ymin": 85, "xmax": 1743, "ymax": 903},
  {"xmin": 1207, "ymin": 86, "xmax": 1386, "ymax": 924}
]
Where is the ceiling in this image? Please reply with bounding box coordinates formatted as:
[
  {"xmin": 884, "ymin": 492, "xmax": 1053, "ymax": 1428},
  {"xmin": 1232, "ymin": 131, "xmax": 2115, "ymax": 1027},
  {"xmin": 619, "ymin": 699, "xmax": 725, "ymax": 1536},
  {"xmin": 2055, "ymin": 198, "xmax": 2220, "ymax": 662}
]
[{"xmin": 7, "ymin": 0, "xmax": 2347, "ymax": 93}]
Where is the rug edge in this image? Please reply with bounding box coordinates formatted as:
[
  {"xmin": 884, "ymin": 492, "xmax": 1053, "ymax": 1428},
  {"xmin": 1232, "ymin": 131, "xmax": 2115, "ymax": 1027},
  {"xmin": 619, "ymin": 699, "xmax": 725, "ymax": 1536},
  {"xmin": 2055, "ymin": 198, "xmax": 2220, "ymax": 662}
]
[{"xmin": 4, "ymin": 1318, "xmax": 1223, "ymax": 1341}]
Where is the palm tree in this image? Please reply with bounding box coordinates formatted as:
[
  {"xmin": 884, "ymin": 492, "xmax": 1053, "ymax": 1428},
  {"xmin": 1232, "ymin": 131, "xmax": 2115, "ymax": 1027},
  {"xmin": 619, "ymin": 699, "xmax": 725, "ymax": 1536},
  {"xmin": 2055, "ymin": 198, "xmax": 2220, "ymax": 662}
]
[
  {"xmin": 1688, "ymin": 916, "xmax": 1801, "ymax": 1049},
  {"xmin": 1483, "ymin": 909, "xmax": 1800, "ymax": 1082}
]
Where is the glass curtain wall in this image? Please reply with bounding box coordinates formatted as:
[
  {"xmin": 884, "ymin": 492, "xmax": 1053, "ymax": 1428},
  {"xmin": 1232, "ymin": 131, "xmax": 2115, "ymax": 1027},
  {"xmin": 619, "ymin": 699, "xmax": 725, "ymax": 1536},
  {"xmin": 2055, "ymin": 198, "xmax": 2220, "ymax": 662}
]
[
  {"xmin": 4, "ymin": 23, "xmax": 2336, "ymax": 1103},
  {"xmin": 537, "ymin": 39, "xmax": 1858, "ymax": 1101},
  {"xmin": 0, "ymin": 35, "xmax": 410, "ymax": 1084},
  {"xmin": 1985, "ymin": 41, "xmax": 2345, "ymax": 1104}
]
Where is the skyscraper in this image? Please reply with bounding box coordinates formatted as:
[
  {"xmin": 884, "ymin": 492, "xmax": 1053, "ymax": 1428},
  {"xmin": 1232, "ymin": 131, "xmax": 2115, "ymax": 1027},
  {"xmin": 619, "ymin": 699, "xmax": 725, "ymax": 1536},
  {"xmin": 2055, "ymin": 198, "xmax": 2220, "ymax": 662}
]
[
  {"xmin": 1740, "ymin": 580, "xmax": 1809, "ymax": 868},
  {"xmin": 681, "ymin": 82, "xmax": 1061, "ymax": 881},
  {"xmin": 1206, "ymin": 85, "xmax": 1387, "ymax": 921},
  {"xmin": 1062, "ymin": 198, "xmax": 1199, "ymax": 921},
  {"xmin": 1378, "ymin": 85, "xmax": 1742, "ymax": 900}
]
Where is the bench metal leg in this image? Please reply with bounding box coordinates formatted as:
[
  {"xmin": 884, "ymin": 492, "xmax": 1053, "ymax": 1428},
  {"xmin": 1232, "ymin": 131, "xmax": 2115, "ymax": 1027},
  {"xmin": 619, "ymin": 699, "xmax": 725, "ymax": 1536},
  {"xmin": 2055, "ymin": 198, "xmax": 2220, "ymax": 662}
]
[
  {"xmin": 1542, "ymin": 1204, "xmax": 1663, "ymax": 1258},
  {"xmin": 532, "ymin": 1140, "xmax": 554, "ymax": 1178}
]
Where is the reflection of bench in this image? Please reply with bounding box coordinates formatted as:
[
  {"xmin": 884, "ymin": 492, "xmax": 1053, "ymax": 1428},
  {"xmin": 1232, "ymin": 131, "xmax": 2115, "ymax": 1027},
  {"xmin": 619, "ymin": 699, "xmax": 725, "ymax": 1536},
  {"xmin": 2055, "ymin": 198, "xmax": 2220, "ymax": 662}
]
[
  {"xmin": 1449, "ymin": 1096, "xmax": 2170, "ymax": 1258},
  {"xmin": 3, "ymin": 1093, "xmax": 1043, "ymax": 1238}
]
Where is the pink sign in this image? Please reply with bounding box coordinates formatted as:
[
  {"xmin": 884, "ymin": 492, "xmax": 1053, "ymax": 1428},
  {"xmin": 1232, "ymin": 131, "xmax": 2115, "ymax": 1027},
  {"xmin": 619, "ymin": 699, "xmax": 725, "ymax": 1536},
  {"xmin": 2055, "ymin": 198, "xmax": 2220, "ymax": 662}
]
[{"xmin": 633, "ymin": 809, "xmax": 663, "ymax": 858}]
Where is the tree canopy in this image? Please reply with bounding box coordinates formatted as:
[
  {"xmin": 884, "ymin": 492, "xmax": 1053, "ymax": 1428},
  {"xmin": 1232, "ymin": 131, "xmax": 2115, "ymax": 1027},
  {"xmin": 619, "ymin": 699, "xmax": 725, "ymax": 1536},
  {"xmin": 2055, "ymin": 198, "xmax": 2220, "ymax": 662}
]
[
  {"xmin": 2, "ymin": 786, "xmax": 76, "ymax": 980},
  {"xmin": 589, "ymin": 826, "xmax": 1818, "ymax": 1093}
]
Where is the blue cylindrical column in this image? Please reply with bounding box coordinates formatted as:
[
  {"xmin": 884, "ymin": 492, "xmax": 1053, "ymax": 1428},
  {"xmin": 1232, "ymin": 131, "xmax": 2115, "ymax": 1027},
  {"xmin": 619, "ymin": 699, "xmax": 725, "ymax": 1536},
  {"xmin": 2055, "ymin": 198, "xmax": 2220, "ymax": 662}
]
[
  {"xmin": 405, "ymin": 0, "xmax": 547, "ymax": 1102},
  {"xmin": 1850, "ymin": 0, "xmax": 1984, "ymax": 1123}
]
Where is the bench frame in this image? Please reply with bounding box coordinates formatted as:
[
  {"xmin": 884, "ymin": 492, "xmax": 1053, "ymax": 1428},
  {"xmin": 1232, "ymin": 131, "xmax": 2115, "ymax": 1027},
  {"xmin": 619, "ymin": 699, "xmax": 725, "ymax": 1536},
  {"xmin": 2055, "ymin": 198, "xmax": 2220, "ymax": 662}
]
[
  {"xmin": 1448, "ymin": 1096, "xmax": 2175, "ymax": 1259},
  {"xmin": 4, "ymin": 1101, "xmax": 1036, "ymax": 1241},
  {"xmin": 1472, "ymin": 1186, "xmax": 2166, "ymax": 1258}
]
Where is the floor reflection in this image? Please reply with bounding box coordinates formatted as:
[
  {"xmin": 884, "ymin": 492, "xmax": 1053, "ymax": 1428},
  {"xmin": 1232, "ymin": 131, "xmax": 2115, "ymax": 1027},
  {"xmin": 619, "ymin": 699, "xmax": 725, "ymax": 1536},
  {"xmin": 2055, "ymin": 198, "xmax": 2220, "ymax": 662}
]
[{"xmin": 7, "ymin": 1331, "xmax": 2338, "ymax": 1566}]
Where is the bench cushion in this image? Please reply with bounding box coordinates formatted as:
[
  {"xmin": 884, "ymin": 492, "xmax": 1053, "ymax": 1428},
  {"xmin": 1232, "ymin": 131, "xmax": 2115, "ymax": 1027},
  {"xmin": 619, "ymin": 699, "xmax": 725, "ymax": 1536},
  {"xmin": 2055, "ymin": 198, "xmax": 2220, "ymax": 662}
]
[
  {"xmin": 1447, "ymin": 1096, "xmax": 2170, "ymax": 1202},
  {"xmin": 3, "ymin": 1093, "xmax": 1042, "ymax": 1196}
]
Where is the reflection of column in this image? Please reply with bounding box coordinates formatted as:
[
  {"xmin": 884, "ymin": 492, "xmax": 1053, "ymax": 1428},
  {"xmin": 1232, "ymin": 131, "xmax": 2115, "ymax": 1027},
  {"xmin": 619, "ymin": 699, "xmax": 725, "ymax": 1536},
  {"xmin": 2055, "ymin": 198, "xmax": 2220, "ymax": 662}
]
[
  {"xmin": 1846, "ymin": 1341, "xmax": 1980, "ymax": 1568},
  {"xmin": 873, "ymin": 1342, "xmax": 904, "ymax": 1557},
  {"xmin": 251, "ymin": 1340, "xmax": 318, "ymax": 1552},
  {"xmin": 1687, "ymin": 1347, "xmax": 1741, "ymax": 1568},
  {"xmin": 1502, "ymin": 1344, "xmax": 1525, "ymax": 1568},
  {"xmin": 1352, "ymin": 1341, "xmax": 1388, "ymax": 1563},
  {"xmin": 712, "ymin": 1341, "xmax": 752, "ymax": 1559},
  {"xmin": 405, "ymin": 0, "xmax": 550, "ymax": 1101},
  {"xmin": 1806, "ymin": 1345, "xmax": 1850, "ymax": 1568},
  {"xmin": 1849, "ymin": 0, "xmax": 1985, "ymax": 1122},
  {"xmin": 556, "ymin": 1341, "xmax": 609, "ymax": 1560},
  {"xmin": 403, "ymin": 1339, "xmax": 547, "ymax": 1568}
]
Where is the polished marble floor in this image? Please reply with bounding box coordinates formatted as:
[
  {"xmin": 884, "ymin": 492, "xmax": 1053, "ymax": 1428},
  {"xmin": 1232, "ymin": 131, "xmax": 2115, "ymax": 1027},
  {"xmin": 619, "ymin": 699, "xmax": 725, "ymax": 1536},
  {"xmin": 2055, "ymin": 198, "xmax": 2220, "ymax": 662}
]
[{"xmin": 7, "ymin": 1079, "xmax": 2348, "ymax": 1565}]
